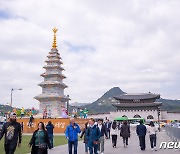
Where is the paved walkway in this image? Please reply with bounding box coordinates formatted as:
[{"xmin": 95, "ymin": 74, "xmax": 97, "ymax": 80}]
[{"xmin": 49, "ymin": 128, "xmax": 179, "ymax": 154}]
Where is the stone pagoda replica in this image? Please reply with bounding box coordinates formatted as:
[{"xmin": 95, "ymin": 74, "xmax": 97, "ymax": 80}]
[{"xmin": 35, "ymin": 28, "xmax": 69, "ymax": 118}]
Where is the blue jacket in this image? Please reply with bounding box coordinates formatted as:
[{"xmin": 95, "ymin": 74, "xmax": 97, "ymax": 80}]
[
  {"xmin": 65, "ymin": 123, "xmax": 81, "ymax": 141},
  {"xmin": 86, "ymin": 125, "xmax": 101, "ymax": 147},
  {"xmin": 136, "ymin": 124, "xmax": 147, "ymax": 137},
  {"xmin": 46, "ymin": 124, "xmax": 54, "ymax": 135}
]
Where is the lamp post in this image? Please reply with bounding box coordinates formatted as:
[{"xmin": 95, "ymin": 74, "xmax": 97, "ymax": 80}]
[
  {"xmin": 157, "ymin": 107, "xmax": 161, "ymax": 132},
  {"xmin": 67, "ymin": 95, "xmax": 69, "ymax": 116},
  {"xmin": 10, "ymin": 88, "xmax": 22, "ymax": 107}
]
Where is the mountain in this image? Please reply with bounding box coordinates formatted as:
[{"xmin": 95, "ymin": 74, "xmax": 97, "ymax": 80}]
[
  {"xmin": 70, "ymin": 102, "xmax": 89, "ymax": 107},
  {"xmin": 156, "ymin": 98, "xmax": 180, "ymax": 112},
  {"xmin": 0, "ymin": 105, "xmax": 38, "ymax": 116},
  {"xmin": 81, "ymin": 87, "xmax": 180, "ymax": 114},
  {"xmin": 0, "ymin": 105, "xmax": 13, "ymax": 116},
  {"xmin": 83, "ymin": 87, "xmax": 126, "ymax": 114}
]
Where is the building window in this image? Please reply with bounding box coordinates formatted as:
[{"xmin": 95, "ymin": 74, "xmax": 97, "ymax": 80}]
[
  {"xmin": 133, "ymin": 114, "xmax": 141, "ymax": 118},
  {"xmin": 147, "ymin": 115, "xmax": 154, "ymax": 119},
  {"xmin": 133, "ymin": 99, "xmax": 140, "ymax": 102}
]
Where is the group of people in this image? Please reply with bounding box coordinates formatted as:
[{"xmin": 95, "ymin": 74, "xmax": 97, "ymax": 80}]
[
  {"xmin": 20, "ymin": 107, "xmax": 36, "ymax": 119},
  {"xmin": 43, "ymin": 107, "xmax": 68, "ymax": 119},
  {"xmin": 79, "ymin": 108, "xmax": 89, "ymax": 119},
  {"xmin": 65, "ymin": 118, "xmax": 101, "ymax": 154},
  {"xmin": 136, "ymin": 120, "xmax": 158, "ymax": 151},
  {"xmin": 65, "ymin": 118, "xmax": 130, "ymax": 154},
  {"xmin": 0, "ymin": 112, "xmax": 54, "ymax": 154},
  {"xmin": 0, "ymin": 113, "xmax": 158, "ymax": 154},
  {"xmin": 65, "ymin": 118, "xmax": 158, "ymax": 154}
]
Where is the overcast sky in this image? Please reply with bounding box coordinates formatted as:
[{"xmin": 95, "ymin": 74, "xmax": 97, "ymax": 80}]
[{"xmin": 0, "ymin": 0, "xmax": 180, "ymax": 109}]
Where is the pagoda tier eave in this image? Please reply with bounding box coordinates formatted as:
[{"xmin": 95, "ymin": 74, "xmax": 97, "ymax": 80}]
[
  {"xmin": 34, "ymin": 95, "xmax": 70, "ymax": 102},
  {"xmin": 38, "ymin": 84, "xmax": 68, "ymax": 88},
  {"xmin": 38, "ymin": 82, "xmax": 68, "ymax": 88},
  {"xmin": 41, "ymin": 73, "xmax": 66, "ymax": 79},
  {"xmin": 49, "ymin": 52, "xmax": 59, "ymax": 55},
  {"xmin": 43, "ymin": 65, "xmax": 65, "ymax": 70},
  {"xmin": 47, "ymin": 55, "xmax": 61, "ymax": 59},
  {"xmin": 49, "ymin": 48, "xmax": 60, "ymax": 55},
  {"xmin": 45, "ymin": 59, "xmax": 63, "ymax": 64}
]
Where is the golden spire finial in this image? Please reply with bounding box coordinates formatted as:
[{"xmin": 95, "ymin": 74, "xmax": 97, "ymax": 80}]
[{"xmin": 52, "ymin": 27, "xmax": 58, "ymax": 48}]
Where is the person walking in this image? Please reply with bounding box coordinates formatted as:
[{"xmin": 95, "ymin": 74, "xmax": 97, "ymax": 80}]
[
  {"xmin": 117, "ymin": 122, "xmax": 121, "ymax": 130},
  {"xmin": 21, "ymin": 122, "xmax": 24, "ymax": 132},
  {"xmin": 43, "ymin": 108, "xmax": 47, "ymax": 119},
  {"xmin": 20, "ymin": 107, "xmax": 25, "ymax": 119},
  {"xmin": 120, "ymin": 121, "xmax": 130, "ymax": 148},
  {"xmin": 29, "ymin": 122, "xmax": 51, "ymax": 154},
  {"xmin": 86, "ymin": 118, "xmax": 101, "ymax": 154},
  {"xmin": 28, "ymin": 115, "xmax": 34, "ymax": 128},
  {"xmin": 47, "ymin": 110, "xmax": 51, "ymax": 119},
  {"xmin": 83, "ymin": 108, "xmax": 88, "ymax": 119},
  {"xmin": 32, "ymin": 107, "xmax": 35, "ymax": 115},
  {"xmin": 110, "ymin": 121, "xmax": 118, "ymax": 148},
  {"xmin": 97, "ymin": 119, "xmax": 108, "ymax": 154},
  {"xmin": 136, "ymin": 120, "xmax": 147, "ymax": 151},
  {"xmin": 0, "ymin": 112, "xmax": 22, "ymax": 154},
  {"xmin": 105, "ymin": 119, "xmax": 111, "ymax": 139},
  {"xmin": 65, "ymin": 118, "xmax": 81, "ymax": 154},
  {"xmin": 79, "ymin": 109, "xmax": 84, "ymax": 119},
  {"xmin": 46, "ymin": 121, "xmax": 54, "ymax": 149},
  {"xmin": 80, "ymin": 122, "xmax": 89, "ymax": 154},
  {"xmin": 148, "ymin": 121, "xmax": 158, "ymax": 151}
]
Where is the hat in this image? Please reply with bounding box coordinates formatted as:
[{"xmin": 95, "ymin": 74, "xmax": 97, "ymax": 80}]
[{"xmin": 10, "ymin": 112, "xmax": 16, "ymax": 117}]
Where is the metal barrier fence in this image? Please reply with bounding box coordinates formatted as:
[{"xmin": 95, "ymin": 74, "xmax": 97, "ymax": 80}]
[{"xmin": 165, "ymin": 125, "xmax": 180, "ymax": 141}]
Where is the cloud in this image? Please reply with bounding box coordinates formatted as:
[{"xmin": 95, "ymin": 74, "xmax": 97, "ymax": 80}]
[
  {"xmin": 0, "ymin": 0, "xmax": 180, "ymax": 109},
  {"xmin": 64, "ymin": 41, "xmax": 96, "ymax": 53}
]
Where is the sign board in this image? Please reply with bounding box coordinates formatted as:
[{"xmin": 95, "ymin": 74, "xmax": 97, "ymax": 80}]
[{"xmin": 17, "ymin": 118, "xmax": 89, "ymax": 133}]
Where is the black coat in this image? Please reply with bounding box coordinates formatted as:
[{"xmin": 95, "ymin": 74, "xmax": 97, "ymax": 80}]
[
  {"xmin": 29, "ymin": 130, "xmax": 51, "ymax": 154},
  {"xmin": 99, "ymin": 124, "xmax": 108, "ymax": 137},
  {"xmin": 105, "ymin": 122, "xmax": 111, "ymax": 131},
  {"xmin": 80, "ymin": 128, "xmax": 88, "ymax": 143},
  {"xmin": 120, "ymin": 124, "xmax": 130, "ymax": 138}
]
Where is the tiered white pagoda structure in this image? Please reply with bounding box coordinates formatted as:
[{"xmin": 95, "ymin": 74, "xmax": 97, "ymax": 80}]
[{"xmin": 35, "ymin": 28, "xmax": 69, "ymax": 117}]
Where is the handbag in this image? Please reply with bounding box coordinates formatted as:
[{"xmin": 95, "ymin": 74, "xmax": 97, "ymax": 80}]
[
  {"xmin": 93, "ymin": 140, "xmax": 99, "ymax": 145},
  {"xmin": 38, "ymin": 131, "xmax": 47, "ymax": 149},
  {"xmin": 39, "ymin": 143, "xmax": 47, "ymax": 149}
]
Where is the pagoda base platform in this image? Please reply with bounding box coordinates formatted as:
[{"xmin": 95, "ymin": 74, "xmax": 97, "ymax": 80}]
[{"xmin": 39, "ymin": 101, "xmax": 66, "ymax": 118}]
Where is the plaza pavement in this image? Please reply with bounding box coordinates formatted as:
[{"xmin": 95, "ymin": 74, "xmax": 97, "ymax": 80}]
[{"xmin": 48, "ymin": 128, "xmax": 179, "ymax": 154}]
